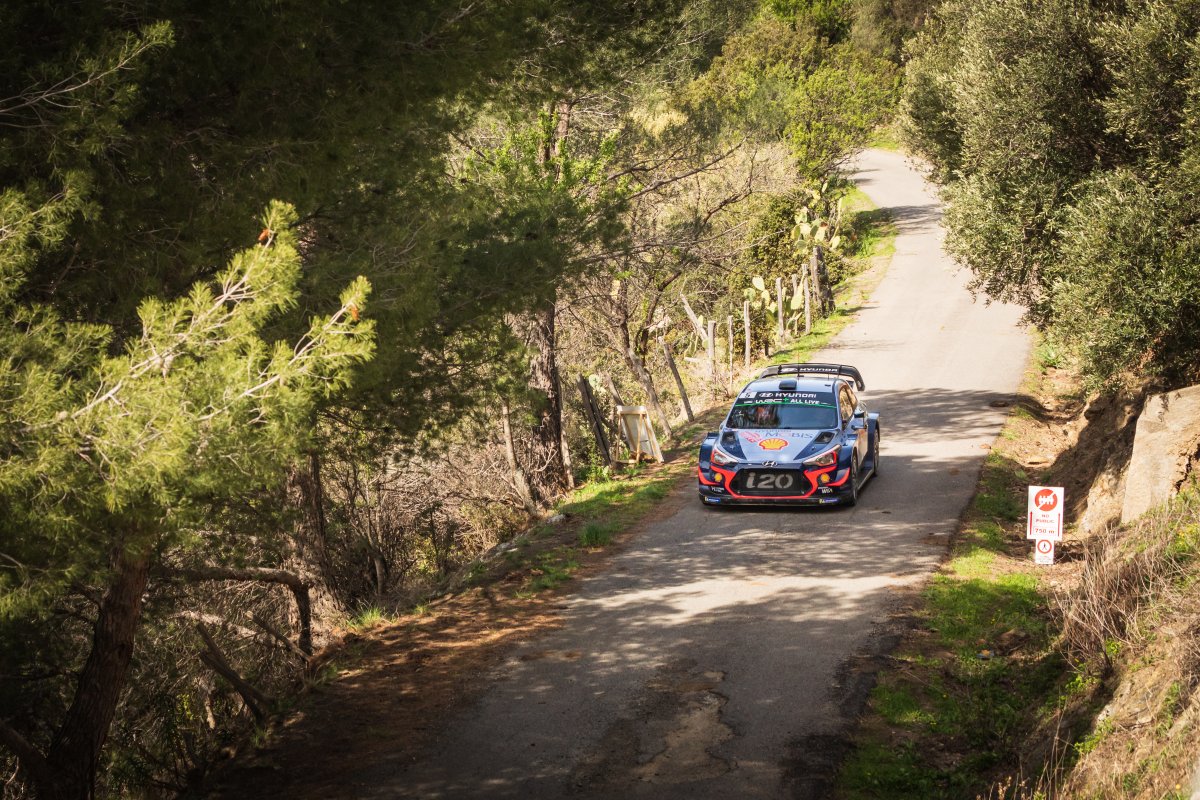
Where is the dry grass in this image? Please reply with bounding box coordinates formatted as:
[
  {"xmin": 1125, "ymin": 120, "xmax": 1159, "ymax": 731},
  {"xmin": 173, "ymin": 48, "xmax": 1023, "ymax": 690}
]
[
  {"xmin": 1055, "ymin": 490, "xmax": 1200, "ymax": 664},
  {"xmin": 1033, "ymin": 488, "xmax": 1200, "ymax": 800}
]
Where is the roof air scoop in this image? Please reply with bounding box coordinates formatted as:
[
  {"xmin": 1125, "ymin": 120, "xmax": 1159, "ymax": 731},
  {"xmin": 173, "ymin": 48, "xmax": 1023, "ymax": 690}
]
[{"xmin": 778, "ymin": 379, "xmax": 797, "ymax": 391}]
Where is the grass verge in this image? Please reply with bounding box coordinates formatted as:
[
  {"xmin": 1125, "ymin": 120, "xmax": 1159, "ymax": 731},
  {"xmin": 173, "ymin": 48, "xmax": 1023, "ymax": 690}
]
[
  {"xmin": 836, "ymin": 334, "xmax": 1200, "ymax": 799},
  {"xmin": 836, "ymin": 345, "xmax": 1068, "ymax": 799}
]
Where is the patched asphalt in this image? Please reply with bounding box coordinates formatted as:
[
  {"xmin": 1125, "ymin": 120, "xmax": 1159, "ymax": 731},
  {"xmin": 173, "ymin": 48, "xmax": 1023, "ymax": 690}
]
[{"xmin": 369, "ymin": 149, "xmax": 1031, "ymax": 798}]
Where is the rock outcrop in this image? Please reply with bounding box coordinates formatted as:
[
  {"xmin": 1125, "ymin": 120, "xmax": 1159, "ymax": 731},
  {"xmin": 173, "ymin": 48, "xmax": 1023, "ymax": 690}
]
[{"xmin": 1121, "ymin": 383, "xmax": 1200, "ymax": 524}]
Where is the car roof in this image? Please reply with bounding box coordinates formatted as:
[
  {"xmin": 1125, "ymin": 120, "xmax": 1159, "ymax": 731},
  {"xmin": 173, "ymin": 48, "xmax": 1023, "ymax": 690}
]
[{"xmin": 738, "ymin": 376, "xmax": 840, "ymax": 395}]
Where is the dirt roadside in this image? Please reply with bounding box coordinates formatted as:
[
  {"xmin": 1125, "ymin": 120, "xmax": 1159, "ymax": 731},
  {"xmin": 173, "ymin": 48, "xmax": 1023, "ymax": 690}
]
[{"xmin": 199, "ymin": 440, "xmax": 703, "ymax": 798}]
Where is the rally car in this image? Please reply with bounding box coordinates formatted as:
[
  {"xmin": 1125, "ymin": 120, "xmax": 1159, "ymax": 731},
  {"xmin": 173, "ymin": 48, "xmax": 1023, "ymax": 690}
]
[{"xmin": 697, "ymin": 363, "xmax": 880, "ymax": 507}]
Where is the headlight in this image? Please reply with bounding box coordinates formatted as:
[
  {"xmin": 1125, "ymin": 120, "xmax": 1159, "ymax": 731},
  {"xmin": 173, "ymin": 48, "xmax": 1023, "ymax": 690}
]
[
  {"xmin": 803, "ymin": 447, "xmax": 839, "ymax": 468},
  {"xmin": 711, "ymin": 448, "xmax": 740, "ymax": 466}
]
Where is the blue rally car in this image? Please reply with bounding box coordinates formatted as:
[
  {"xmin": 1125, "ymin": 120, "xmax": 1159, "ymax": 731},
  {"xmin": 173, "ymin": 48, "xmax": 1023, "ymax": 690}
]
[{"xmin": 698, "ymin": 363, "xmax": 880, "ymax": 507}]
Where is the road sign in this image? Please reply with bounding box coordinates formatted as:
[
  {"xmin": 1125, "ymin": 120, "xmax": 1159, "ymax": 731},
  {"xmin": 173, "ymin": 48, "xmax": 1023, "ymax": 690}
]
[
  {"xmin": 1033, "ymin": 537, "xmax": 1055, "ymax": 565},
  {"xmin": 1027, "ymin": 485, "xmax": 1064, "ymax": 541}
]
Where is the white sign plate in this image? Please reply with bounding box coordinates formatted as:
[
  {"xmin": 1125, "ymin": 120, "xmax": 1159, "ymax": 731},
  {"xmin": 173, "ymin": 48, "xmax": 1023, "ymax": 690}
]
[
  {"xmin": 1026, "ymin": 485, "xmax": 1064, "ymax": 541},
  {"xmin": 1033, "ymin": 537, "xmax": 1055, "ymax": 565}
]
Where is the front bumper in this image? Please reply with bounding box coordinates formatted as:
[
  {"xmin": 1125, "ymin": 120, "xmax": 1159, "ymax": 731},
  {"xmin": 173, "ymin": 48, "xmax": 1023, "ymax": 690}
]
[{"xmin": 697, "ymin": 462, "xmax": 853, "ymax": 506}]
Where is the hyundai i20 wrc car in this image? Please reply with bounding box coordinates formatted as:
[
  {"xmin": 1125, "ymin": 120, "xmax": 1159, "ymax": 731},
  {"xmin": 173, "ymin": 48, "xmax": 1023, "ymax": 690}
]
[{"xmin": 697, "ymin": 363, "xmax": 880, "ymax": 507}]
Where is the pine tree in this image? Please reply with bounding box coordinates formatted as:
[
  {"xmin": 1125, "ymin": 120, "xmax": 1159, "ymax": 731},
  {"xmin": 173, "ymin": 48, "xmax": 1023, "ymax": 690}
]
[{"xmin": 0, "ymin": 201, "xmax": 373, "ymax": 798}]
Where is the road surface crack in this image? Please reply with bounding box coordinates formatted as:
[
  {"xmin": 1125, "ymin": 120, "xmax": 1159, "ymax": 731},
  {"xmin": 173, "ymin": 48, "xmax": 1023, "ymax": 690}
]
[{"xmin": 570, "ymin": 659, "xmax": 735, "ymax": 793}]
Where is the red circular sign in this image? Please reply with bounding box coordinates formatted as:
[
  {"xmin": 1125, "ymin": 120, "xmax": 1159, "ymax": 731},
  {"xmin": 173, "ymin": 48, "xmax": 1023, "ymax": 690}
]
[
  {"xmin": 1035, "ymin": 490, "xmax": 1058, "ymax": 512},
  {"xmin": 1036, "ymin": 539, "xmax": 1053, "ymax": 553}
]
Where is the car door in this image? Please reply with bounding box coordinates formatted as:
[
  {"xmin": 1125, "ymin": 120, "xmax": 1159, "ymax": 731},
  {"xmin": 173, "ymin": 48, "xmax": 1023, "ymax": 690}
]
[{"xmin": 839, "ymin": 384, "xmax": 867, "ymax": 468}]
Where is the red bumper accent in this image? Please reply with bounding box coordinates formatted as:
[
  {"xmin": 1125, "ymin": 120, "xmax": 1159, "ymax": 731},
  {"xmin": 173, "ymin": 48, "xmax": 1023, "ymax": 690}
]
[{"xmin": 699, "ymin": 462, "xmax": 838, "ymax": 500}]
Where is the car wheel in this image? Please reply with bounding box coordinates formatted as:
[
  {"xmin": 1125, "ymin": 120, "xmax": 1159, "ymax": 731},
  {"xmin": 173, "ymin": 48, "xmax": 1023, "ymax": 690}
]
[{"xmin": 845, "ymin": 460, "xmax": 859, "ymax": 507}]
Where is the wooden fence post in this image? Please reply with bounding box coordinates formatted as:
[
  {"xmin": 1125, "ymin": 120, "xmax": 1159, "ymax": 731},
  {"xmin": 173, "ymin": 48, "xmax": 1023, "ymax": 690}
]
[
  {"xmin": 811, "ymin": 246, "xmax": 833, "ymax": 314},
  {"xmin": 707, "ymin": 320, "xmax": 716, "ymax": 377},
  {"xmin": 803, "ymin": 272, "xmax": 812, "ymax": 335},
  {"xmin": 742, "ymin": 300, "xmax": 751, "ymax": 368},
  {"xmin": 602, "ymin": 373, "xmax": 625, "ymax": 454},
  {"xmin": 775, "ymin": 277, "xmax": 785, "ymax": 343}
]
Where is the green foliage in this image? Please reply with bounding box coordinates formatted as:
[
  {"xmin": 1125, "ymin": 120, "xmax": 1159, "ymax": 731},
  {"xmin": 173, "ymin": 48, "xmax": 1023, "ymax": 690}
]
[
  {"xmin": 1052, "ymin": 168, "xmax": 1200, "ymax": 387},
  {"xmin": 457, "ymin": 111, "xmax": 631, "ymax": 310},
  {"xmin": 579, "ymin": 521, "xmax": 619, "ymax": 547},
  {"xmin": 767, "ymin": 0, "xmax": 855, "ymax": 42},
  {"xmin": 851, "ymin": 0, "xmax": 935, "ymax": 62},
  {"xmin": 691, "ymin": 4, "xmax": 898, "ymax": 179},
  {"xmin": 901, "ymin": 0, "xmax": 1200, "ymax": 387},
  {"xmin": 783, "ymin": 44, "xmax": 898, "ymax": 176},
  {"xmin": 0, "ymin": 203, "xmax": 374, "ymax": 618},
  {"xmin": 347, "ymin": 607, "xmax": 391, "ymax": 630}
]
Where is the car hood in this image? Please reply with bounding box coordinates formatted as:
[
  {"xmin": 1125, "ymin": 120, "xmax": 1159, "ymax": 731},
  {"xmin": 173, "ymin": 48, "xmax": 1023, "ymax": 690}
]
[{"xmin": 728, "ymin": 429, "xmax": 829, "ymax": 462}]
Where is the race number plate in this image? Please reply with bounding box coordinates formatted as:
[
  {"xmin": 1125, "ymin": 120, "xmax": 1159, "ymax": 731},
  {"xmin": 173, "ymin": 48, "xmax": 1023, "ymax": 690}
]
[{"xmin": 738, "ymin": 470, "xmax": 800, "ymax": 494}]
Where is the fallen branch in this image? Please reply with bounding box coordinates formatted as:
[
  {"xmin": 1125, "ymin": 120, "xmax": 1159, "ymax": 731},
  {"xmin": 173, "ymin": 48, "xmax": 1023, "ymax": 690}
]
[{"xmin": 195, "ymin": 623, "xmax": 271, "ymax": 724}]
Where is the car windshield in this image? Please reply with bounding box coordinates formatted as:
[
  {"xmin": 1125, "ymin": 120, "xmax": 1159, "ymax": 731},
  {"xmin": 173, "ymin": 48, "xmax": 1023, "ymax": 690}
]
[{"xmin": 727, "ymin": 400, "xmax": 838, "ymax": 430}]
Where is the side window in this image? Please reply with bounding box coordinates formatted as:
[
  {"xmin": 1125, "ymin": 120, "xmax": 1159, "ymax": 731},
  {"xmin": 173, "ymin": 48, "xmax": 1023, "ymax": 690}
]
[
  {"xmin": 846, "ymin": 385, "xmax": 859, "ymax": 411},
  {"xmin": 839, "ymin": 385, "xmax": 853, "ymax": 424}
]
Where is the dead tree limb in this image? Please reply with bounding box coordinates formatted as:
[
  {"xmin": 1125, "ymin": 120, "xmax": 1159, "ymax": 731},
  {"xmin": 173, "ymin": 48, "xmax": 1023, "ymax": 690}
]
[
  {"xmin": 251, "ymin": 613, "xmax": 312, "ymax": 662},
  {"xmin": 166, "ymin": 565, "xmax": 313, "ymax": 656},
  {"xmin": 195, "ymin": 623, "xmax": 271, "ymax": 724}
]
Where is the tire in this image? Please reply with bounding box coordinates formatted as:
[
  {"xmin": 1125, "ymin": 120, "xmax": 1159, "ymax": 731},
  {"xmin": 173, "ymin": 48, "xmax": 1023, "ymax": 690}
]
[{"xmin": 845, "ymin": 460, "xmax": 859, "ymax": 507}]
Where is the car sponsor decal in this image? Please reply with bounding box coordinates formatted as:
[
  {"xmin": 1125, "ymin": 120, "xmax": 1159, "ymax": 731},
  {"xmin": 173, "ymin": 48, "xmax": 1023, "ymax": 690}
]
[
  {"xmin": 739, "ymin": 430, "xmax": 816, "ymax": 443},
  {"xmin": 736, "ymin": 430, "xmax": 817, "ymax": 456},
  {"xmin": 736, "ymin": 397, "xmax": 833, "ymax": 407},
  {"xmin": 754, "ymin": 391, "xmax": 819, "ymax": 400}
]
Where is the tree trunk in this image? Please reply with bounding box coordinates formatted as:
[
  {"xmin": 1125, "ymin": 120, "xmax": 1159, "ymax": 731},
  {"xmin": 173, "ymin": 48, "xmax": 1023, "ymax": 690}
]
[
  {"xmin": 286, "ymin": 453, "xmax": 344, "ymax": 641},
  {"xmin": 658, "ymin": 338, "xmax": 693, "ymax": 422},
  {"xmin": 522, "ymin": 299, "xmax": 569, "ymax": 504},
  {"xmin": 810, "ymin": 246, "xmax": 834, "ymax": 315},
  {"xmin": 195, "ymin": 623, "xmax": 271, "ymax": 723},
  {"xmin": 32, "ymin": 547, "xmax": 151, "ymax": 800},
  {"xmin": 623, "ymin": 346, "xmax": 673, "ymax": 439},
  {"xmin": 500, "ymin": 399, "xmax": 539, "ymax": 514}
]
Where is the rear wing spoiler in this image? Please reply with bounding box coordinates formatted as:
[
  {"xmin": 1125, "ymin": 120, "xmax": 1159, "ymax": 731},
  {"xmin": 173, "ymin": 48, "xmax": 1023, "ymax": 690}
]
[{"xmin": 756, "ymin": 362, "xmax": 865, "ymax": 390}]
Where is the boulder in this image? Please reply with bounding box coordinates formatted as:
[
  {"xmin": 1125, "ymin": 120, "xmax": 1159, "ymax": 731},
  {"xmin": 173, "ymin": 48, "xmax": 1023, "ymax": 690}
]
[{"xmin": 1120, "ymin": 384, "xmax": 1200, "ymax": 524}]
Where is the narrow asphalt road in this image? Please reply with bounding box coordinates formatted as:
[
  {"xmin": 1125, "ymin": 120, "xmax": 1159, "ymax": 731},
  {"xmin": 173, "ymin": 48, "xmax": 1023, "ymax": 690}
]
[{"xmin": 372, "ymin": 149, "xmax": 1031, "ymax": 798}]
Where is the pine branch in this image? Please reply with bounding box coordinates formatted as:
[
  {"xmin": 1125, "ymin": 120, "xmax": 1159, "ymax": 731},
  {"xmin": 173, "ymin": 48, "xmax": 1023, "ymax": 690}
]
[{"xmin": 0, "ymin": 30, "xmax": 167, "ymax": 122}]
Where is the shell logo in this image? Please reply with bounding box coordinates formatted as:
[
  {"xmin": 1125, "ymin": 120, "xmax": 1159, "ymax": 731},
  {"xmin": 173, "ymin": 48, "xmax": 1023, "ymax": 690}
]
[{"xmin": 758, "ymin": 438, "xmax": 788, "ymax": 451}]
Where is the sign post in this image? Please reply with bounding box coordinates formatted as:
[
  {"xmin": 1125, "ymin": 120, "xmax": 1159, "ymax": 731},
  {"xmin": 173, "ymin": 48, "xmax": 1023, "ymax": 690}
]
[{"xmin": 1027, "ymin": 485, "xmax": 1064, "ymax": 565}]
